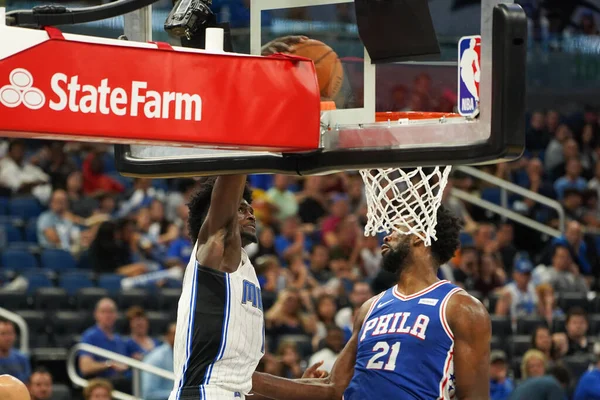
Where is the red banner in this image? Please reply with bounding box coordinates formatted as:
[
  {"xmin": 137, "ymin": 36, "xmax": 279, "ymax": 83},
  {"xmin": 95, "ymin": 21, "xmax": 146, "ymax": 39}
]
[{"xmin": 0, "ymin": 27, "xmax": 321, "ymax": 152}]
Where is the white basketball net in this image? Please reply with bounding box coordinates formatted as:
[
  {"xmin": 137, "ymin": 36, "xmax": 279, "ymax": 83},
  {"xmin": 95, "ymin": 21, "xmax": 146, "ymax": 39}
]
[{"xmin": 359, "ymin": 166, "xmax": 452, "ymax": 246}]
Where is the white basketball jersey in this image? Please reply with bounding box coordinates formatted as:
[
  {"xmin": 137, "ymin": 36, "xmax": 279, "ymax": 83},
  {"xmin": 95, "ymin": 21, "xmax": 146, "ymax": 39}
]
[{"xmin": 170, "ymin": 245, "xmax": 264, "ymax": 400}]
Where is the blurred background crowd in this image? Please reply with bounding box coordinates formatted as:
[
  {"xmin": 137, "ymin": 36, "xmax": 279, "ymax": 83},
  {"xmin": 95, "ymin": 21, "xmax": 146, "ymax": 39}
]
[{"xmin": 1, "ymin": 0, "xmax": 600, "ymax": 400}]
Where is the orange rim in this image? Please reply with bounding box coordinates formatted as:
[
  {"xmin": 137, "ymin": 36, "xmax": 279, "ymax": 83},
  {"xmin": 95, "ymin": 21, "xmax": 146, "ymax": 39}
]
[{"xmin": 375, "ymin": 111, "xmax": 462, "ymax": 122}]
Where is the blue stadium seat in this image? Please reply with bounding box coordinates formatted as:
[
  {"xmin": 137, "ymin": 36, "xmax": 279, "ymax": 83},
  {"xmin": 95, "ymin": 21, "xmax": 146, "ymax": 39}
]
[
  {"xmin": 459, "ymin": 232, "xmax": 473, "ymax": 246},
  {"xmin": 1, "ymin": 223, "xmax": 23, "ymax": 243},
  {"xmin": 59, "ymin": 274, "xmax": 94, "ymax": 296},
  {"xmin": 481, "ymin": 188, "xmax": 502, "ymax": 206},
  {"xmin": 0, "ymin": 197, "xmax": 8, "ymax": 215},
  {"xmin": 26, "ymin": 273, "xmax": 53, "ymax": 294},
  {"xmin": 97, "ymin": 274, "xmax": 123, "ymax": 295},
  {"xmin": 102, "ymin": 152, "xmax": 117, "ymax": 173},
  {"xmin": 24, "ymin": 219, "xmax": 38, "ymax": 243},
  {"xmin": 1, "ymin": 249, "xmax": 39, "ymax": 271},
  {"xmin": 41, "ymin": 249, "xmax": 76, "ymax": 271},
  {"xmin": 9, "ymin": 197, "xmax": 43, "ymax": 219},
  {"xmin": 152, "ymin": 179, "xmax": 170, "ymax": 191}
]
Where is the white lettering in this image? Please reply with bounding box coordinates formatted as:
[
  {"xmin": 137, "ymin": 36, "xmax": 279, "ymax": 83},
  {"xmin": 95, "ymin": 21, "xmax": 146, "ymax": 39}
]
[
  {"xmin": 409, "ymin": 315, "xmax": 429, "ymax": 340},
  {"xmin": 49, "ymin": 73, "xmax": 67, "ymax": 111},
  {"xmin": 388, "ymin": 312, "xmax": 403, "ymax": 333},
  {"xmin": 361, "ymin": 318, "xmax": 378, "ymax": 342},
  {"xmin": 40, "ymin": 73, "xmax": 202, "ymax": 121},
  {"xmin": 80, "ymin": 85, "xmax": 98, "ymax": 114},
  {"xmin": 144, "ymin": 90, "xmax": 161, "ymax": 118},
  {"xmin": 462, "ymin": 98, "xmax": 474, "ymax": 111},
  {"xmin": 162, "ymin": 92, "xmax": 176, "ymax": 119},
  {"xmin": 130, "ymin": 81, "xmax": 147, "ymax": 117},
  {"xmin": 110, "ymin": 88, "xmax": 127, "ymax": 116},
  {"xmin": 373, "ymin": 314, "xmax": 393, "ymax": 335},
  {"xmin": 98, "ymin": 79, "xmax": 110, "ymax": 115},
  {"xmin": 396, "ymin": 312, "xmax": 412, "ymax": 333},
  {"xmin": 175, "ymin": 93, "xmax": 202, "ymax": 121},
  {"xmin": 67, "ymin": 76, "xmax": 80, "ymax": 112}
]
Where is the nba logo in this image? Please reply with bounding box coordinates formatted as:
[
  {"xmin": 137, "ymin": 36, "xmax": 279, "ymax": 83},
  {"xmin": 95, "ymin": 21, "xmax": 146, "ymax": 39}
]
[{"xmin": 457, "ymin": 35, "xmax": 481, "ymax": 117}]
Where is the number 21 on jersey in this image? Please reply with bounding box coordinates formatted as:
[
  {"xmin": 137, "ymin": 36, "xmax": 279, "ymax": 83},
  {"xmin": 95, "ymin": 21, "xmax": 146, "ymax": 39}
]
[{"xmin": 366, "ymin": 341, "xmax": 401, "ymax": 371}]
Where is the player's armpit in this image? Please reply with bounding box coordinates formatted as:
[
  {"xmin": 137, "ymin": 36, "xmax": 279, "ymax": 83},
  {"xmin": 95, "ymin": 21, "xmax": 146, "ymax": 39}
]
[
  {"xmin": 198, "ymin": 175, "xmax": 247, "ymax": 243},
  {"xmin": 447, "ymin": 291, "xmax": 491, "ymax": 400}
]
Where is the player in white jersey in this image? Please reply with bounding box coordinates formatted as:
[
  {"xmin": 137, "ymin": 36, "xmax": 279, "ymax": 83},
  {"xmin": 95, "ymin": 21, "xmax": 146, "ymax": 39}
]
[{"xmin": 169, "ymin": 175, "xmax": 264, "ymax": 400}]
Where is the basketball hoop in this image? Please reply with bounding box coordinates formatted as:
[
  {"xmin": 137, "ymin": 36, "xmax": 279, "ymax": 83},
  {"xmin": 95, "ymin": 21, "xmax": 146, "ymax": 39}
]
[{"xmin": 360, "ymin": 112, "xmax": 454, "ymax": 246}]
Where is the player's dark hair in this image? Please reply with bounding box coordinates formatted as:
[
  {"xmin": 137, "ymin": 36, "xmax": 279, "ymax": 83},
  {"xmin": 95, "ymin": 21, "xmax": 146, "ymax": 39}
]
[
  {"xmin": 187, "ymin": 177, "xmax": 253, "ymax": 242},
  {"xmin": 429, "ymin": 205, "xmax": 462, "ymax": 266}
]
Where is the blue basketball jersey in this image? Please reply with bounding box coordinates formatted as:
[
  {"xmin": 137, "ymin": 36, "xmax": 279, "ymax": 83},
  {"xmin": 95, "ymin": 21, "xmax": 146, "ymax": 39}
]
[{"xmin": 343, "ymin": 280, "xmax": 463, "ymax": 400}]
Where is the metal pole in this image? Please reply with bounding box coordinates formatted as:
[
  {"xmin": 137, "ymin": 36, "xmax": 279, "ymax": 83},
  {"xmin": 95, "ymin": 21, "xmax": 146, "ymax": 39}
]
[
  {"xmin": 133, "ymin": 368, "xmax": 141, "ymax": 399},
  {"xmin": 123, "ymin": 4, "xmax": 152, "ymax": 42},
  {"xmin": 500, "ymin": 187, "xmax": 508, "ymax": 222}
]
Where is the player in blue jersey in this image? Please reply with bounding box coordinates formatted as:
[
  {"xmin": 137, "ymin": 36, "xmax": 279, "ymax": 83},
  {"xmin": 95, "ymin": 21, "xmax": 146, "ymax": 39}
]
[{"xmin": 252, "ymin": 205, "xmax": 492, "ymax": 400}]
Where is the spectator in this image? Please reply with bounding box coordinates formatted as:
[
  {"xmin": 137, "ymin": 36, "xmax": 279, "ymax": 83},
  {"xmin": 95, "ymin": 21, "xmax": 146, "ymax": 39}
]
[
  {"xmin": 474, "ymin": 252, "xmax": 506, "ymax": 298},
  {"xmin": 65, "ymin": 171, "xmax": 98, "ymax": 218},
  {"xmin": 359, "ymin": 235, "xmax": 382, "ymax": 280},
  {"xmin": 118, "ymin": 178, "xmax": 163, "ymax": 217},
  {"xmin": 335, "ymin": 282, "xmax": 372, "ymax": 333},
  {"xmin": 588, "ymin": 161, "xmax": 600, "ymax": 200},
  {"xmin": 36, "ymin": 142, "xmax": 77, "ymax": 190},
  {"xmin": 473, "ymin": 224, "xmax": 496, "ymax": 253},
  {"xmin": 0, "ymin": 318, "xmax": 30, "ymax": 383},
  {"xmin": 275, "ymin": 216, "xmax": 312, "ymax": 264},
  {"xmin": 553, "ymin": 158, "xmax": 587, "ymax": 200},
  {"xmin": 82, "ymin": 152, "xmax": 124, "ymax": 196},
  {"xmin": 441, "ymin": 179, "xmax": 478, "ymax": 234},
  {"xmin": 312, "ymin": 294, "xmax": 338, "ymax": 349},
  {"xmin": 493, "ymin": 223, "xmax": 518, "ymax": 273},
  {"xmin": 308, "ymin": 245, "xmax": 332, "ymax": 285},
  {"xmin": 141, "ymin": 323, "xmax": 176, "ymax": 400},
  {"xmin": 526, "ymin": 111, "xmax": 550, "ymax": 152},
  {"xmin": 79, "ymin": 298, "xmax": 131, "ymax": 394},
  {"xmin": 88, "ymin": 220, "xmax": 147, "ymax": 277},
  {"xmin": 510, "ymin": 364, "xmax": 570, "ymax": 400},
  {"xmin": 0, "ymin": 139, "xmax": 52, "ymax": 203},
  {"xmin": 28, "ymin": 367, "xmax": 53, "ymax": 400},
  {"xmin": 551, "ymin": 221, "xmax": 593, "ymax": 276},
  {"xmin": 495, "ymin": 258, "xmax": 538, "ymax": 318},
  {"xmin": 451, "ymin": 246, "xmax": 478, "ymax": 290},
  {"xmin": 272, "ymin": 341, "xmax": 303, "ymax": 379},
  {"xmin": 249, "ymin": 226, "xmax": 277, "ymax": 264},
  {"xmin": 125, "ymin": 306, "xmax": 160, "ymax": 361},
  {"xmin": 265, "ymin": 288, "xmax": 316, "ymax": 338},
  {"xmin": 255, "ymin": 255, "xmax": 287, "ymax": 295},
  {"xmin": 37, "ymin": 189, "xmax": 82, "ymax": 250},
  {"xmin": 544, "ymin": 124, "xmax": 572, "ymax": 174},
  {"xmin": 165, "ymin": 226, "xmax": 193, "ymax": 267},
  {"xmin": 573, "ymin": 342, "xmax": 600, "ymax": 400},
  {"xmin": 547, "ymin": 245, "xmax": 589, "ymax": 295},
  {"xmin": 565, "ymin": 307, "xmax": 592, "ymax": 356},
  {"xmin": 267, "ymin": 175, "xmax": 299, "ymax": 221},
  {"xmin": 531, "ymin": 325, "xmax": 555, "ymax": 362},
  {"xmin": 551, "ymin": 138, "xmax": 587, "ymax": 181},
  {"xmin": 82, "ymin": 379, "xmax": 113, "ymax": 400},
  {"xmin": 489, "ymin": 350, "xmax": 514, "ymax": 400},
  {"xmin": 560, "ymin": 189, "xmax": 585, "ymax": 223},
  {"xmin": 521, "ymin": 349, "xmax": 548, "ymax": 380},
  {"xmin": 308, "ymin": 326, "xmax": 344, "ymax": 373},
  {"xmin": 535, "ymin": 284, "xmax": 564, "ymax": 328},
  {"xmin": 322, "ymin": 194, "xmax": 351, "ymax": 247},
  {"xmin": 296, "ymin": 176, "xmax": 328, "ymax": 226}
]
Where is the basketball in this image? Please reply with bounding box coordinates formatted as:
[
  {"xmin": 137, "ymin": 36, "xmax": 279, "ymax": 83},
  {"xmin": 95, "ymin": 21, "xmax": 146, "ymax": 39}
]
[{"xmin": 289, "ymin": 39, "xmax": 344, "ymax": 100}]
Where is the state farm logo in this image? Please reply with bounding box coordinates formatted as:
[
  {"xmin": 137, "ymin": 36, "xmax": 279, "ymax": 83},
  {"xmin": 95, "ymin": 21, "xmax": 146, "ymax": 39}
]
[
  {"xmin": 0, "ymin": 69, "xmax": 46, "ymax": 109},
  {"xmin": 0, "ymin": 68, "xmax": 202, "ymax": 121}
]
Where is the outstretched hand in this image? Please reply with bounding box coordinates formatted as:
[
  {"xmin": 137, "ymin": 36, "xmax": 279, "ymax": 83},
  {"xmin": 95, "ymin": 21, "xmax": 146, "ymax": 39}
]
[
  {"xmin": 261, "ymin": 35, "xmax": 308, "ymax": 56},
  {"xmin": 302, "ymin": 360, "xmax": 330, "ymax": 380}
]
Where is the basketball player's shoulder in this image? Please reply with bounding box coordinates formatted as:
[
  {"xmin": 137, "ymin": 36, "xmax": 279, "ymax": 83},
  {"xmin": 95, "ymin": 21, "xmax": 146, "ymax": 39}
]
[
  {"xmin": 445, "ymin": 288, "xmax": 491, "ymax": 339},
  {"xmin": 354, "ymin": 291, "xmax": 387, "ymax": 327}
]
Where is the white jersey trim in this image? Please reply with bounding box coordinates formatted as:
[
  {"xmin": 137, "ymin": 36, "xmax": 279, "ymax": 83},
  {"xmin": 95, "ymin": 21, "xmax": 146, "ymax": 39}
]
[
  {"xmin": 439, "ymin": 287, "xmax": 463, "ymax": 341},
  {"xmin": 176, "ymin": 261, "xmax": 200, "ymax": 399}
]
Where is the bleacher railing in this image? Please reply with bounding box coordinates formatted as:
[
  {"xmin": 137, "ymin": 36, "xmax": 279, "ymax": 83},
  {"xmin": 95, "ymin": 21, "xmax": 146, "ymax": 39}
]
[
  {"xmin": 67, "ymin": 343, "xmax": 175, "ymax": 400},
  {"xmin": 452, "ymin": 165, "xmax": 566, "ymax": 238},
  {"xmin": 0, "ymin": 307, "xmax": 29, "ymax": 355}
]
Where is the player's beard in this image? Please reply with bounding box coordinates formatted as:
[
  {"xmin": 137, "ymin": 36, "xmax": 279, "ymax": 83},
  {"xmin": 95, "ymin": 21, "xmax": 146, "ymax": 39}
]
[
  {"xmin": 241, "ymin": 231, "xmax": 258, "ymax": 246},
  {"xmin": 381, "ymin": 240, "xmax": 411, "ymax": 275}
]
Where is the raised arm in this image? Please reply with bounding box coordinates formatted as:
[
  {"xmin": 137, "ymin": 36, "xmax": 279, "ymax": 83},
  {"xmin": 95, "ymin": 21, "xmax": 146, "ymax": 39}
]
[
  {"xmin": 198, "ymin": 175, "xmax": 247, "ymax": 243},
  {"xmin": 447, "ymin": 291, "xmax": 491, "ymax": 400},
  {"xmin": 251, "ymin": 297, "xmax": 376, "ymax": 400}
]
